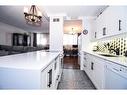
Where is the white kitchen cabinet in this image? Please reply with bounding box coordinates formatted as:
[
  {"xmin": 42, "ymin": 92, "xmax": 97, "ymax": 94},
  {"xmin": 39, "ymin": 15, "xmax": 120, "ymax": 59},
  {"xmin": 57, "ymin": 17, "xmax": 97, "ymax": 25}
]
[
  {"xmin": 81, "ymin": 52, "xmax": 91, "ymax": 81},
  {"xmin": 81, "ymin": 52, "xmax": 91, "ymax": 78},
  {"xmin": 53, "ymin": 56, "xmax": 62, "ymax": 89},
  {"xmin": 95, "ymin": 6, "xmax": 127, "ymax": 39},
  {"xmin": 104, "ymin": 60, "xmax": 127, "ymax": 89},
  {"xmin": 96, "ymin": 13, "xmax": 107, "ymax": 39},
  {"xmin": 82, "ymin": 52, "xmax": 105, "ymax": 89},
  {"xmin": 96, "ymin": 7, "xmax": 112, "ymax": 39},
  {"xmin": 38, "ymin": 54, "xmax": 63, "ymax": 89},
  {"xmin": 82, "ymin": 53, "xmax": 89, "ymax": 73},
  {"xmin": 104, "ymin": 6, "xmax": 127, "ymax": 36},
  {"xmin": 41, "ymin": 55, "xmax": 62, "ymax": 89},
  {"xmin": 82, "ymin": 51, "xmax": 127, "ymax": 89},
  {"xmin": 103, "ymin": 7, "xmax": 116, "ymax": 36},
  {"xmin": 90, "ymin": 56, "xmax": 105, "ymax": 89},
  {"xmin": 41, "ymin": 61, "xmax": 54, "ymax": 89},
  {"xmin": 96, "ymin": 15, "xmax": 102, "ymax": 39},
  {"xmin": 89, "ymin": 18, "xmax": 97, "ymax": 41},
  {"xmin": 91, "ymin": 19, "xmax": 97, "ymax": 40}
]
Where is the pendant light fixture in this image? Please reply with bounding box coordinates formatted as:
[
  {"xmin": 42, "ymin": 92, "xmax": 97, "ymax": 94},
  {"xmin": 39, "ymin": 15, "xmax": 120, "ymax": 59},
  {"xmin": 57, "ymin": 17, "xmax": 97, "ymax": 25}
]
[{"xmin": 24, "ymin": 5, "xmax": 44, "ymax": 26}]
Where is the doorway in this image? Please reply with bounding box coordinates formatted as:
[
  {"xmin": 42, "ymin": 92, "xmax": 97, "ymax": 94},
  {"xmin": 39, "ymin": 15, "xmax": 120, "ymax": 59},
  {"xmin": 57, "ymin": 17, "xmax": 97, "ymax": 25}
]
[{"xmin": 63, "ymin": 19, "xmax": 82, "ymax": 69}]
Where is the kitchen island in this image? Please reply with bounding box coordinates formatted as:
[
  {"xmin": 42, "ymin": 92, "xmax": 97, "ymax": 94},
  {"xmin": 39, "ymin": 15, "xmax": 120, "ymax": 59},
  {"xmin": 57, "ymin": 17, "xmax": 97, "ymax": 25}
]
[{"xmin": 0, "ymin": 51, "xmax": 63, "ymax": 89}]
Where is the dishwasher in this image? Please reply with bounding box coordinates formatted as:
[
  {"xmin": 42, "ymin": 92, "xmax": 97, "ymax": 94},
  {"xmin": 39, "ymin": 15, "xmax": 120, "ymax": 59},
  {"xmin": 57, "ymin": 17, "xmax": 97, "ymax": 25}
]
[{"xmin": 105, "ymin": 62, "xmax": 127, "ymax": 89}]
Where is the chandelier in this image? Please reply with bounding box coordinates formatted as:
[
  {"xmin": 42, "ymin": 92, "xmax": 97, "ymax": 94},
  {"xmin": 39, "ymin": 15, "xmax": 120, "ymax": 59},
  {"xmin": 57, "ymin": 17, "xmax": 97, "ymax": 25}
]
[{"xmin": 24, "ymin": 5, "xmax": 42, "ymax": 26}]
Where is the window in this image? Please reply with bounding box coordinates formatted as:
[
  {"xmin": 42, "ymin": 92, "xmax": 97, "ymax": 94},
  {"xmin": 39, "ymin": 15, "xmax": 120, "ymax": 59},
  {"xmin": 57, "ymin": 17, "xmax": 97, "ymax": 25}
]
[
  {"xmin": 37, "ymin": 34, "xmax": 48, "ymax": 46},
  {"xmin": 63, "ymin": 34, "xmax": 78, "ymax": 45}
]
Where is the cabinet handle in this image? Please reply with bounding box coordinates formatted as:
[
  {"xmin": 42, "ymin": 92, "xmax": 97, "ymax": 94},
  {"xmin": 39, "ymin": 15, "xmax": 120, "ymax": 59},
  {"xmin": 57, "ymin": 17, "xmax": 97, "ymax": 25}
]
[
  {"xmin": 47, "ymin": 82, "xmax": 52, "ymax": 87},
  {"xmin": 103, "ymin": 27, "xmax": 106, "ymax": 36},
  {"xmin": 47, "ymin": 69, "xmax": 52, "ymax": 88},
  {"xmin": 54, "ymin": 62, "xmax": 57, "ymax": 70},
  {"xmin": 91, "ymin": 62, "xmax": 94, "ymax": 70},
  {"xmin": 119, "ymin": 20, "xmax": 122, "ymax": 31},
  {"xmin": 56, "ymin": 75, "xmax": 59, "ymax": 81},
  {"xmin": 113, "ymin": 68, "xmax": 119, "ymax": 72},
  {"xmin": 83, "ymin": 64, "xmax": 86, "ymax": 67},
  {"xmin": 95, "ymin": 32, "xmax": 97, "ymax": 38},
  {"xmin": 84, "ymin": 57, "xmax": 86, "ymax": 60}
]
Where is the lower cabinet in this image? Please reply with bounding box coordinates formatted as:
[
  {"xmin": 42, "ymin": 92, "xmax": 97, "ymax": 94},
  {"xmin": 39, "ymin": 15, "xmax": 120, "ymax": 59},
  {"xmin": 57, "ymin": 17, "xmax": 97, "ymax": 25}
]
[
  {"xmin": 82, "ymin": 52, "xmax": 88, "ymax": 72},
  {"xmin": 90, "ymin": 56, "xmax": 105, "ymax": 89},
  {"xmin": 41, "ymin": 55, "xmax": 62, "ymax": 89},
  {"xmin": 104, "ymin": 61, "xmax": 127, "ymax": 89},
  {"xmin": 53, "ymin": 56, "xmax": 63, "ymax": 89},
  {"xmin": 41, "ymin": 62, "xmax": 54, "ymax": 89},
  {"xmin": 82, "ymin": 52, "xmax": 127, "ymax": 89},
  {"xmin": 82, "ymin": 52, "xmax": 105, "ymax": 89}
]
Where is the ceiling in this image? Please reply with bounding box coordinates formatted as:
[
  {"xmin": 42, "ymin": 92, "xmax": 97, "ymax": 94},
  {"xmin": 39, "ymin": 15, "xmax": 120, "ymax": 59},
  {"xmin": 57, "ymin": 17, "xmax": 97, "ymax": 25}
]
[
  {"xmin": 64, "ymin": 20, "xmax": 82, "ymax": 34},
  {"xmin": 0, "ymin": 6, "xmax": 107, "ymax": 33},
  {"xmin": 43, "ymin": 6, "xmax": 107, "ymax": 17}
]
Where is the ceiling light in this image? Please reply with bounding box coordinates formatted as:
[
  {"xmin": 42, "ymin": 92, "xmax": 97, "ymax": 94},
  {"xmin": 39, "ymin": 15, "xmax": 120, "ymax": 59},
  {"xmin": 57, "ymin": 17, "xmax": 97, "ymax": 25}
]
[
  {"xmin": 24, "ymin": 5, "xmax": 47, "ymax": 26},
  {"xmin": 69, "ymin": 28, "xmax": 76, "ymax": 35}
]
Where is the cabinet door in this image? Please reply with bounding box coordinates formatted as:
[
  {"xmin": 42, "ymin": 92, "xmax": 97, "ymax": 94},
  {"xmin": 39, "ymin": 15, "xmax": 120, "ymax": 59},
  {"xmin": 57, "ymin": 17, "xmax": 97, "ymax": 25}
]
[
  {"xmin": 92, "ymin": 57, "xmax": 105, "ymax": 89},
  {"xmin": 88, "ymin": 55, "xmax": 105, "ymax": 89},
  {"xmin": 53, "ymin": 56, "xmax": 62, "ymax": 89},
  {"xmin": 103, "ymin": 6, "xmax": 127, "ymax": 36},
  {"xmin": 84, "ymin": 54, "xmax": 93, "ymax": 79},
  {"xmin": 110, "ymin": 6, "xmax": 125, "ymax": 35},
  {"xmin": 47, "ymin": 69, "xmax": 53, "ymax": 88},
  {"xmin": 117, "ymin": 7, "xmax": 127, "ymax": 34},
  {"xmin": 104, "ymin": 60, "xmax": 127, "ymax": 89},
  {"xmin": 90, "ymin": 20, "xmax": 97, "ymax": 41},
  {"xmin": 83, "ymin": 53, "xmax": 87, "ymax": 70},
  {"xmin": 96, "ymin": 16, "xmax": 102, "ymax": 39},
  {"xmin": 83, "ymin": 53, "xmax": 89, "ymax": 73},
  {"xmin": 95, "ymin": 6, "xmax": 127, "ymax": 39},
  {"xmin": 41, "ymin": 63, "xmax": 54, "ymax": 89}
]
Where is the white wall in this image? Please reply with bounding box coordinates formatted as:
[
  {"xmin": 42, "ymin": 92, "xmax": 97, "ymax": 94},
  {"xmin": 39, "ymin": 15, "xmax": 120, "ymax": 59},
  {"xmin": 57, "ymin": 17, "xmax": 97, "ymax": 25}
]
[
  {"xmin": 63, "ymin": 34, "xmax": 78, "ymax": 45},
  {"xmin": 80, "ymin": 17, "xmax": 95, "ymax": 51},
  {"xmin": 49, "ymin": 16, "xmax": 63, "ymax": 52},
  {"xmin": 0, "ymin": 22, "xmax": 29, "ymax": 46}
]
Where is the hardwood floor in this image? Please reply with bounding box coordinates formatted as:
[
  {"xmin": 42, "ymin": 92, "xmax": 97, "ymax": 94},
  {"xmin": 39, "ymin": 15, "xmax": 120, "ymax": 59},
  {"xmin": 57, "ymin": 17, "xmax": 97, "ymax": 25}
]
[
  {"xmin": 58, "ymin": 56, "xmax": 96, "ymax": 89},
  {"xmin": 63, "ymin": 56, "xmax": 80, "ymax": 69}
]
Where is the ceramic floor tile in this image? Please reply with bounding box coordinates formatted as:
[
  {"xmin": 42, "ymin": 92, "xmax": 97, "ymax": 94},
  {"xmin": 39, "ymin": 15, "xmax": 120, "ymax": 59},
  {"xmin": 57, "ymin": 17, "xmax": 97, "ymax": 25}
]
[
  {"xmin": 58, "ymin": 56, "xmax": 96, "ymax": 89},
  {"xmin": 58, "ymin": 69, "xmax": 96, "ymax": 89}
]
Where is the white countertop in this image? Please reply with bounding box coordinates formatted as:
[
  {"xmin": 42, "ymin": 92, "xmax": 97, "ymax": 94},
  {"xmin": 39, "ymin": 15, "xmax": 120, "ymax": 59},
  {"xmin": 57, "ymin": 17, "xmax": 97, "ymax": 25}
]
[
  {"xmin": 83, "ymin": 50, "xmax": 127, "ymax": 67},
  {"xmin": 0, "ymin": 51, "xmax": 60, "ymax": 71}
]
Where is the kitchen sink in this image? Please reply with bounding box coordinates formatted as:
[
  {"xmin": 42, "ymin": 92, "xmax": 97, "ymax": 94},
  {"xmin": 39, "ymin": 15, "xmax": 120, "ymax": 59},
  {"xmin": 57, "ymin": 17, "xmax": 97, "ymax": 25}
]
[{"xmin": 98, "ymin": 54, "xmax": 118, "ymax": 57}]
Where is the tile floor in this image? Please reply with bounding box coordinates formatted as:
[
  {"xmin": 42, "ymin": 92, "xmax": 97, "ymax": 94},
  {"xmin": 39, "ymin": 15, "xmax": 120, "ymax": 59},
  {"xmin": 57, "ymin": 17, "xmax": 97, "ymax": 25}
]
[{"xmin": 58, "ymin": 56, "xmax": 96, "ymax": 89}]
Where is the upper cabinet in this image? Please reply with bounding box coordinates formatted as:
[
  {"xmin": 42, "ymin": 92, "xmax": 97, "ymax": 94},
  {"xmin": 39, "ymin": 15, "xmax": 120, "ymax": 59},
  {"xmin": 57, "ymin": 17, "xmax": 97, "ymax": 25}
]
[{"xmin": 94, "ymin": 6, "xmax": 127, "ymax": 40}]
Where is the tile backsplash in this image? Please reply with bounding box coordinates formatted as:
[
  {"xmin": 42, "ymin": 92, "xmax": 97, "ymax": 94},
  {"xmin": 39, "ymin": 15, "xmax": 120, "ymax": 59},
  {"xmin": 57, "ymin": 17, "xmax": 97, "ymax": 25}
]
[{"xmin": 94, "ymin": 35, "xmax": 127, "ymax": 56}]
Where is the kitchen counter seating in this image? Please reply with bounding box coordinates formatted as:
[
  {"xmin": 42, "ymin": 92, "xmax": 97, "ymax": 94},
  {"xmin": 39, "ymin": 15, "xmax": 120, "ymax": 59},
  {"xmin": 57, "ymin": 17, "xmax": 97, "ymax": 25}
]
[{"xmin": 0, "ymin": 51, "xmax": 62, "ymax": 89}]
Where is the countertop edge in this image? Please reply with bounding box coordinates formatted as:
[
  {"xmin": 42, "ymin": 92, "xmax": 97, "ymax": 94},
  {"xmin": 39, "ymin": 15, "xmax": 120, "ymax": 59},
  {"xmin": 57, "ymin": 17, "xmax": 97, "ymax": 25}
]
[
  {"xmin": 0, "ymin": 51, "xmax": 61, "ymax": 71},
  {"xmin": 82, "ymin": 50, "xmax": 127, "ymax": 67}
]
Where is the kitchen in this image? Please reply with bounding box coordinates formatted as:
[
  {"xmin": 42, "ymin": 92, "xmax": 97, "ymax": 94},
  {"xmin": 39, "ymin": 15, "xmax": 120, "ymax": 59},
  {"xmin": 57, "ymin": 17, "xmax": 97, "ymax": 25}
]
[{"xmin": 0, "ymin": 5, "xmax": 127, "ymax": 90}]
